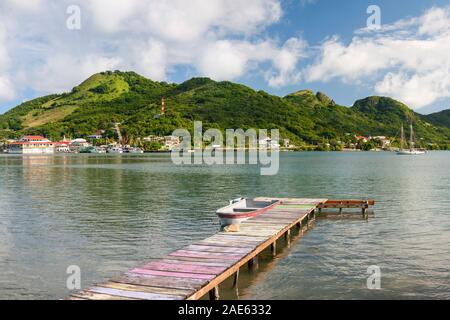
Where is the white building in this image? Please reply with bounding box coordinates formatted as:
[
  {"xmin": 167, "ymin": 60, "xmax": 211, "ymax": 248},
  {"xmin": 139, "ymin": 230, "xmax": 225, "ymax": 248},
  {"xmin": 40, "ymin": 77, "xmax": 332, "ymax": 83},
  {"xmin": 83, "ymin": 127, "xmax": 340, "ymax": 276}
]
[
  {"xmin": 8, "ymin": 135, "xmax": 55, "ymax": 154},
  {"xmin": 69, "ymin": 138, "xmax": 91, "ymax": 153},
  {"xmin": 258, "ymin": 137, "xmax": 280, "ymax": 149},
  {"xmin": 144, "ymin": 135, "xmax": 165, "ymax": 143},
  {"xmin": 371, "ymin": 136, "xmax": 391, "ymax": 148},
  {"xmin": 164, "ymin": 136, "xmax": 180, "ymax": 150}
]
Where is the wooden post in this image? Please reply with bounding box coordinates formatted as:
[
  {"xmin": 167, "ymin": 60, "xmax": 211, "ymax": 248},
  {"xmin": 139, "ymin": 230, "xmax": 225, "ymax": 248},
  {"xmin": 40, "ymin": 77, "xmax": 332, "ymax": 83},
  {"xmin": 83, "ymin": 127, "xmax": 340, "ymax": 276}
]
[
  {"xmin": 271, "ymin": 241, "xmax": 277, "ymax": 256},
  {"xmin": 308, "ymin": 212, "xmax": 313, "ymax": 227},
  {"xmin": 209, "ymin": 286, "xmax": 220, "ymax": 300},
  {"xmin": 285, "ymin": 229, "xmax": 291, "ymax": 247},
  {"xmin": 248, "ymin": 256, "xmax": 259, "ymax": 271},
  {"xmin": 233, "ymin": 269, "xmax": 239, "ymax": 287}
]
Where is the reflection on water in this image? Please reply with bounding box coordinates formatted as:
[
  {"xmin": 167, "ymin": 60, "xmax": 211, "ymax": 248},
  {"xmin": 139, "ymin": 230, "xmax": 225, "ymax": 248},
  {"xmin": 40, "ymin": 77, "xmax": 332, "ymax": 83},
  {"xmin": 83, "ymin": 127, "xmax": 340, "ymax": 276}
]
[{"xmin": 0, "ymin": 152, "xmax": 449, "ymax": 299}]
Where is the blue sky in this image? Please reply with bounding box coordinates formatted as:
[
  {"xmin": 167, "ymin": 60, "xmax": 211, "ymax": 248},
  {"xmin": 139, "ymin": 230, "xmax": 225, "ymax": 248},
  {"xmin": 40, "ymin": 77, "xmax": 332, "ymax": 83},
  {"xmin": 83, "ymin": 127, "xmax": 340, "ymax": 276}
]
[{"xmin": 0, "ymin": 0, "xmax": 449, "ymax": 114}]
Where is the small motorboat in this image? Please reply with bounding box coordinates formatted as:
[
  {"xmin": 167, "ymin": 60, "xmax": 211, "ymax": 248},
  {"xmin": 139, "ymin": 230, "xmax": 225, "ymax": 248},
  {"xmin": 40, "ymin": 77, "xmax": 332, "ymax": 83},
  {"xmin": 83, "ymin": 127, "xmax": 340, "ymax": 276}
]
[
  {"xmin": 107, "ymin": 146, "xmax": 123, "ymax": 154},
  {"xmin": 216, "ymin": 198, "xmax": 280, "ymax": 230},
  {"xmin": 124, "ymin": 146, "xmax": 144, "ymax": 154}
]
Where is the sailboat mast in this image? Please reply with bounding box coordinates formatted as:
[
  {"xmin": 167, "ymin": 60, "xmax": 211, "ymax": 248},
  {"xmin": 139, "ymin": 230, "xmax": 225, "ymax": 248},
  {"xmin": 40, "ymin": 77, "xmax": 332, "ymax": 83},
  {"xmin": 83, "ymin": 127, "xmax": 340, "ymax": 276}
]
[
  {"xmin": 400, "ymin": 124, "xmax": 405, "ymax": 150},
  {"xmin": 410, "ymin": 122, "xmax": 414, "ymax": 149}
]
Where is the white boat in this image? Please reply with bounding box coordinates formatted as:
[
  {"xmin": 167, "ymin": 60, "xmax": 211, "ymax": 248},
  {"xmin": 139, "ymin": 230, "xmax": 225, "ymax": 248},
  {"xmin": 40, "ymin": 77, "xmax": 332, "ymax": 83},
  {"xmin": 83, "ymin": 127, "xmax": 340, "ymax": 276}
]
[
  {"xmin": 107, "ymin": 146, "xmax": 123, "ymax": 154},
  {"xmin": 79, "ymin": 146, "xmax": 106, "ymax": 154},
  {"xmin": 396, "ymin": 122, "xmax": 427, "ymax": 155},
  {"xmin": 124, "ymin": 146, "xmax": 144, "ymax": 154},
  {"xmin": 397, "ymin": 149, "xmax": 426, "ymax": 155},
  {"xmin": 216, "ymin": 198, "xmax": 280, "ymax": 228}
]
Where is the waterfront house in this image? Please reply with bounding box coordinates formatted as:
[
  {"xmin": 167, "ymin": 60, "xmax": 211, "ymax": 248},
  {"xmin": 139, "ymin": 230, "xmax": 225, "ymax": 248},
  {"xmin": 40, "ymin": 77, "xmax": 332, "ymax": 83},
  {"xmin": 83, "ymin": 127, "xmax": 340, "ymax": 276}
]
[
  {"xmin": 258, "ymin": 137, "xmax": 280, "ymax": 149},
  {"xmin": 164, "ymin": 136, "xmax": 181, "ymax": 150},
  {"xmin": 8, "ymin": 135, "xmax": 54, "ymax": 154},
  {"xmin": 54, "ymin": 141, "xmax": 71, "ymax": 153},
  {"xmin": 69, "ymin": 138, "xmax": 91, "ymax": 153},
  {"xmin": 144, "ymin": 135, "xmax": 165, "ymax": 143},
  {"xmin": 87, "ymin": 130, "xmax": 104, "ymax": 140},
  {"xmin": 371, "ymin": 136, "xmax": 391, "ymax": 148},
  {"xmin": 355, "ymin": 135, "xmax": 368, "ymax": 143}
]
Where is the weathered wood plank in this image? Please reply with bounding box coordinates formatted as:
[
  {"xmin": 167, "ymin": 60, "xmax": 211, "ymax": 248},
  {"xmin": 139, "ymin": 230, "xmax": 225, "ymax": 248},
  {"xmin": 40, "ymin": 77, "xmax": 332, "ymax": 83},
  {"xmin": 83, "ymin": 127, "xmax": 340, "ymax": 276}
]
[
  {"xmin": 66, "ymin": 296, "xmax": 88, "ymax": 300},
  {"xmin": 169, "ymin": 250, "xmax": 242, "ymax": 260},
  {"xmin": 68, "ymin": 197, "xmax": 379, "ymax": 301},
  {"xmin": 233, "ymin": 230, "xmax": 279, "ymax": 237},
  {"xmin": 71, "ymin": 290, "xmax": 138, "ymax": 300},
  {"xmin": 211, "ymin": 234, "xmax": 267, "ymax": 241},
  {"xmin": 185, "ymin": 244, "xmax": 252, "ymax": 254},
  {"xmin": 100, "ymin": 281, "xmax": 192, "ymax": 297},
  {"xmin": 158, "ymin": 258, "xmax": 232, "ymax": 267},
  {"xmin": 142, "ymin": 261, "xmax": 227, "ymax": 274},
  {"xmin": 89, "ymin": 286, "xmax": 183, "ymax": 300},
  {"xmin": 130, "ymin": 268, "xmax": 217, "ymax": 280},
  {"xmin": 113, "ymin": 273, "xmax": 206, "ymax": 290},
  {"xmin": 194, "ymin": 240, "xmax": 257, "ymax": 249}
]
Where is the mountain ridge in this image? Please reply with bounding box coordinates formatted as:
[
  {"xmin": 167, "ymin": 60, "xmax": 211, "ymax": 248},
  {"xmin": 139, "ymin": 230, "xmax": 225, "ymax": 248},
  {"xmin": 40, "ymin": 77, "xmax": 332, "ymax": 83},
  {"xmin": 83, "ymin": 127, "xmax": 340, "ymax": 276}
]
[{"xmin": 0, "ymin": 70, "xmax": 448, "ymax": 149}]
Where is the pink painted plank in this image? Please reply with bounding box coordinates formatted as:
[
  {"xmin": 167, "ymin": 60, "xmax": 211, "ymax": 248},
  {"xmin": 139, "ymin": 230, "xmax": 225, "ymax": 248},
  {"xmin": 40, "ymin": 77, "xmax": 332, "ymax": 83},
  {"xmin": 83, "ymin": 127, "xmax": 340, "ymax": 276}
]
[
  {"xmin": 158, "ymin": 258, "xmax": 231, "ymax": 268},
  {"xmin": 186, "ymin": 244, "xmax": 252, "ymax": 254},
  {"xmin": 130, "ymin": 268, "xmax": 216, "ymax": 280},
  {"xmin": 194, "ymin": 241, "xmax": 257, "ymax": 249},
  {"xmin": 169, "ymin": 250, "xmax": 242, "ymax": 260},
  {"xmin": 142, "ymin": 261, "xmax": 226, "ymax": 274},
  {"xmin": 89, "ymin": 286, "xmax": 183, "ymax": 300}
]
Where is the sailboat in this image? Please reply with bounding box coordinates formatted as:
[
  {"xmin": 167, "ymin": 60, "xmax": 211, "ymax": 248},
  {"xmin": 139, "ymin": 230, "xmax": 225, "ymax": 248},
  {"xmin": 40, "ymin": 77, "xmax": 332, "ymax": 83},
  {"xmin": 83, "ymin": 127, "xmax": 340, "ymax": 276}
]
[{"xmin": 396, "ymin": 122, "xmax": 427, "ymax": 155}]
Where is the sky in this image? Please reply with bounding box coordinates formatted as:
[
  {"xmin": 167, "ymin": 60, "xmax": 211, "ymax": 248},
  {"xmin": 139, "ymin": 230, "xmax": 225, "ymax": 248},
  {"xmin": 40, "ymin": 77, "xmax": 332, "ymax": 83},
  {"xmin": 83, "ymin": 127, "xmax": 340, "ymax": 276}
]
[{"xmin": 0, "ymin": 0, "xmax": 449, "ymax": 114}]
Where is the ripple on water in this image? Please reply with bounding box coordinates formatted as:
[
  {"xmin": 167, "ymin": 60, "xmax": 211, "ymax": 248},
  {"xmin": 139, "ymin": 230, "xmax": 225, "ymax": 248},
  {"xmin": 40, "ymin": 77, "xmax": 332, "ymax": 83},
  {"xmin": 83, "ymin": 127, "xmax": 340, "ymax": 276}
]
[{"xmin": 0, "ymin": 152, "xmax": 449, "ymax": 299}]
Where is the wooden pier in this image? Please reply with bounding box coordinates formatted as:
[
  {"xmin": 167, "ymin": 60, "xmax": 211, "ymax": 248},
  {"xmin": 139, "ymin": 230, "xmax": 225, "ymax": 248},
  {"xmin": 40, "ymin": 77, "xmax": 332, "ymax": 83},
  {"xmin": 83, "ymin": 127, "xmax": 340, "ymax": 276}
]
[{"xmin": 68, "ymin": 197, "xmax": 374, "ymax": 300}]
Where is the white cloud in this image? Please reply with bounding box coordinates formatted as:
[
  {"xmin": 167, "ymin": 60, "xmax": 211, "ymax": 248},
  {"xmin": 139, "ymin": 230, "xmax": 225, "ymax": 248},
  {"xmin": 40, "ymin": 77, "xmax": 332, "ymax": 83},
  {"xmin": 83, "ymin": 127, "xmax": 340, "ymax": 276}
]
[
  {"xmin": 0, "ymin": 22, "xmax": 14, "ymax": 102},
  {"xmin": 88, "ymin": 0, "xmax": 141, "ymax": 33},
  {"xmin": 0, "ymin": 24, "xmax": 9, "ymax": 71},
  {"xmin": 143, "ymin": 0, "xmax": 281, "ymax": 42},
  {"xmin": 131, "ymin": 39, "xmax": 168, "ymax": 81},
  {"xmin": 0, "ymin": 76, "xmax": 15, "ymax": 102},
  {"xmin": 31, "ymin": 54, "xmax": 121, "ymax": 93},
  {"xmin": 266, "ymin": 37, "xmax": 305, "ymax": 87},
  {"xmin": 418, "ymin": 6, "xmax": 450, "ymax": 36},
  {"xmin": 5, "ymin": 0, "xmax": 43, "ymax": 12},
  {"xmin": 197, "ymin": 40, "xmax": 248, "ymax": 80},
  {"xmin": 0, "ymin": 0, "xmax": 304, "ymax": 107},
  {"xmin": 375, "ymin": 70, "xmax": 450, "ymax": 108},
  {"xmin": 305, "ymin": 6, "xmax": 450, "ymax": 109},
  {"xmin": 195, "ymin": 37, "xmax": 305, "ymax": 83}
]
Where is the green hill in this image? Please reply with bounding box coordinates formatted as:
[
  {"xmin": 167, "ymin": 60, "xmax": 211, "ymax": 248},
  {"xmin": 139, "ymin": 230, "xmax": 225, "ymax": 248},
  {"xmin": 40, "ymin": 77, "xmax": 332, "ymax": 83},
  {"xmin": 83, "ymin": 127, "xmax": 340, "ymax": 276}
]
[
  {"xmin": 0, "ymin": 70, "xmax": 449, "ymax": 149},
  {"xmin": 422, "ymin": 109, "xmax": 450, "ymax": 129}
]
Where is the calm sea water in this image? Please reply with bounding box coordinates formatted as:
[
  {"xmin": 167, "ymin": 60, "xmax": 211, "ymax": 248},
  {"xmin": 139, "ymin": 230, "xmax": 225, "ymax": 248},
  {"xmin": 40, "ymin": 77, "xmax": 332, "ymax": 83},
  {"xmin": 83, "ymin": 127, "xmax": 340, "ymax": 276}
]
[{"xmin": 0, "ymin": 152, "xmax": 449, "ymax": 299}]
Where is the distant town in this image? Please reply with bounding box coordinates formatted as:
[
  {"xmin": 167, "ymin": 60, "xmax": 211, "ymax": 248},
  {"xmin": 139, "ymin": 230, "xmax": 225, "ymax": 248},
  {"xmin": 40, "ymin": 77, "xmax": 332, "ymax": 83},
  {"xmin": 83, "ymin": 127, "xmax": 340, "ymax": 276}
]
[{"xmin": 0, "ymin": 132, "xmax": 403, "ymax": 155}]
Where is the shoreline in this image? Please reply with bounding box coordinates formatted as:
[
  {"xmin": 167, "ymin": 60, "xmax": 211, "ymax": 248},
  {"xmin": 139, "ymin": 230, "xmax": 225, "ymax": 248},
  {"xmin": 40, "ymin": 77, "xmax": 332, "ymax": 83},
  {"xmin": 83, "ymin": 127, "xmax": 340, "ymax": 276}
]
[{"xmin": 1, "ymin": 149, "xmax": 447, "ymax": 156}]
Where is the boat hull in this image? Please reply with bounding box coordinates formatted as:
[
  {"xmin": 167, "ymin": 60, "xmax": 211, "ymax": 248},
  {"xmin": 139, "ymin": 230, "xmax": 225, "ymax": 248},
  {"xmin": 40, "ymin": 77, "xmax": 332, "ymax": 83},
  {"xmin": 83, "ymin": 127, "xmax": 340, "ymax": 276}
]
[
  {"xmin": 216, "ymin": 199, "xmax": 280, "ymax": 227},
  {"xmin": 396, "ymin": 149, "xmax": 426, "ymax": 155}
]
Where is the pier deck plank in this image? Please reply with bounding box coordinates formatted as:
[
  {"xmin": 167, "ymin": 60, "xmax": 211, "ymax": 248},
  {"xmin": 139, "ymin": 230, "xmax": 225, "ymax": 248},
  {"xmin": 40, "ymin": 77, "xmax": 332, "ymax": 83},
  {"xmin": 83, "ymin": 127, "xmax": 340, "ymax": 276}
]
[{"xmin": 68, "ymin": 197, "xmax": 375, "ymax": 300}]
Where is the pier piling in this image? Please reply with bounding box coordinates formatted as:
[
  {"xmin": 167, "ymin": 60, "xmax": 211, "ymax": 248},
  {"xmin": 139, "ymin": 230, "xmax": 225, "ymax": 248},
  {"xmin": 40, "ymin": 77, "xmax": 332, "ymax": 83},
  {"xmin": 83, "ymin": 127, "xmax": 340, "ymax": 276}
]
[{"xmin": 68, "ymin": 198, "xmax": 374, "ymax": 300}]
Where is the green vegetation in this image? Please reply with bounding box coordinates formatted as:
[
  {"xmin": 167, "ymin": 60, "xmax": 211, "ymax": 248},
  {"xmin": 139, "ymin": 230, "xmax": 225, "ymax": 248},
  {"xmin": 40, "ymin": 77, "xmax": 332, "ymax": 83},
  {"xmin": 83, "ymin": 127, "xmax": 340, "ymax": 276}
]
[
  {"xmin": 422, "ymin": 109, "xmax": 450, "ymax": 129},
  {"xmin": 0, "ymin": 70, "xmax": 449, "ymax": 149}
]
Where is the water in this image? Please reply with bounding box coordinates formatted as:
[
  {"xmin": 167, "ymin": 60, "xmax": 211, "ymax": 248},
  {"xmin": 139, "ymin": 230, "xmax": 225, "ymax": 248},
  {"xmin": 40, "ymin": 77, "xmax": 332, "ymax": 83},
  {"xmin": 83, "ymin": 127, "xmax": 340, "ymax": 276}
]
[{"xmin": 0, "ymin": 152, "xmax": 449, "ymax": 299}]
